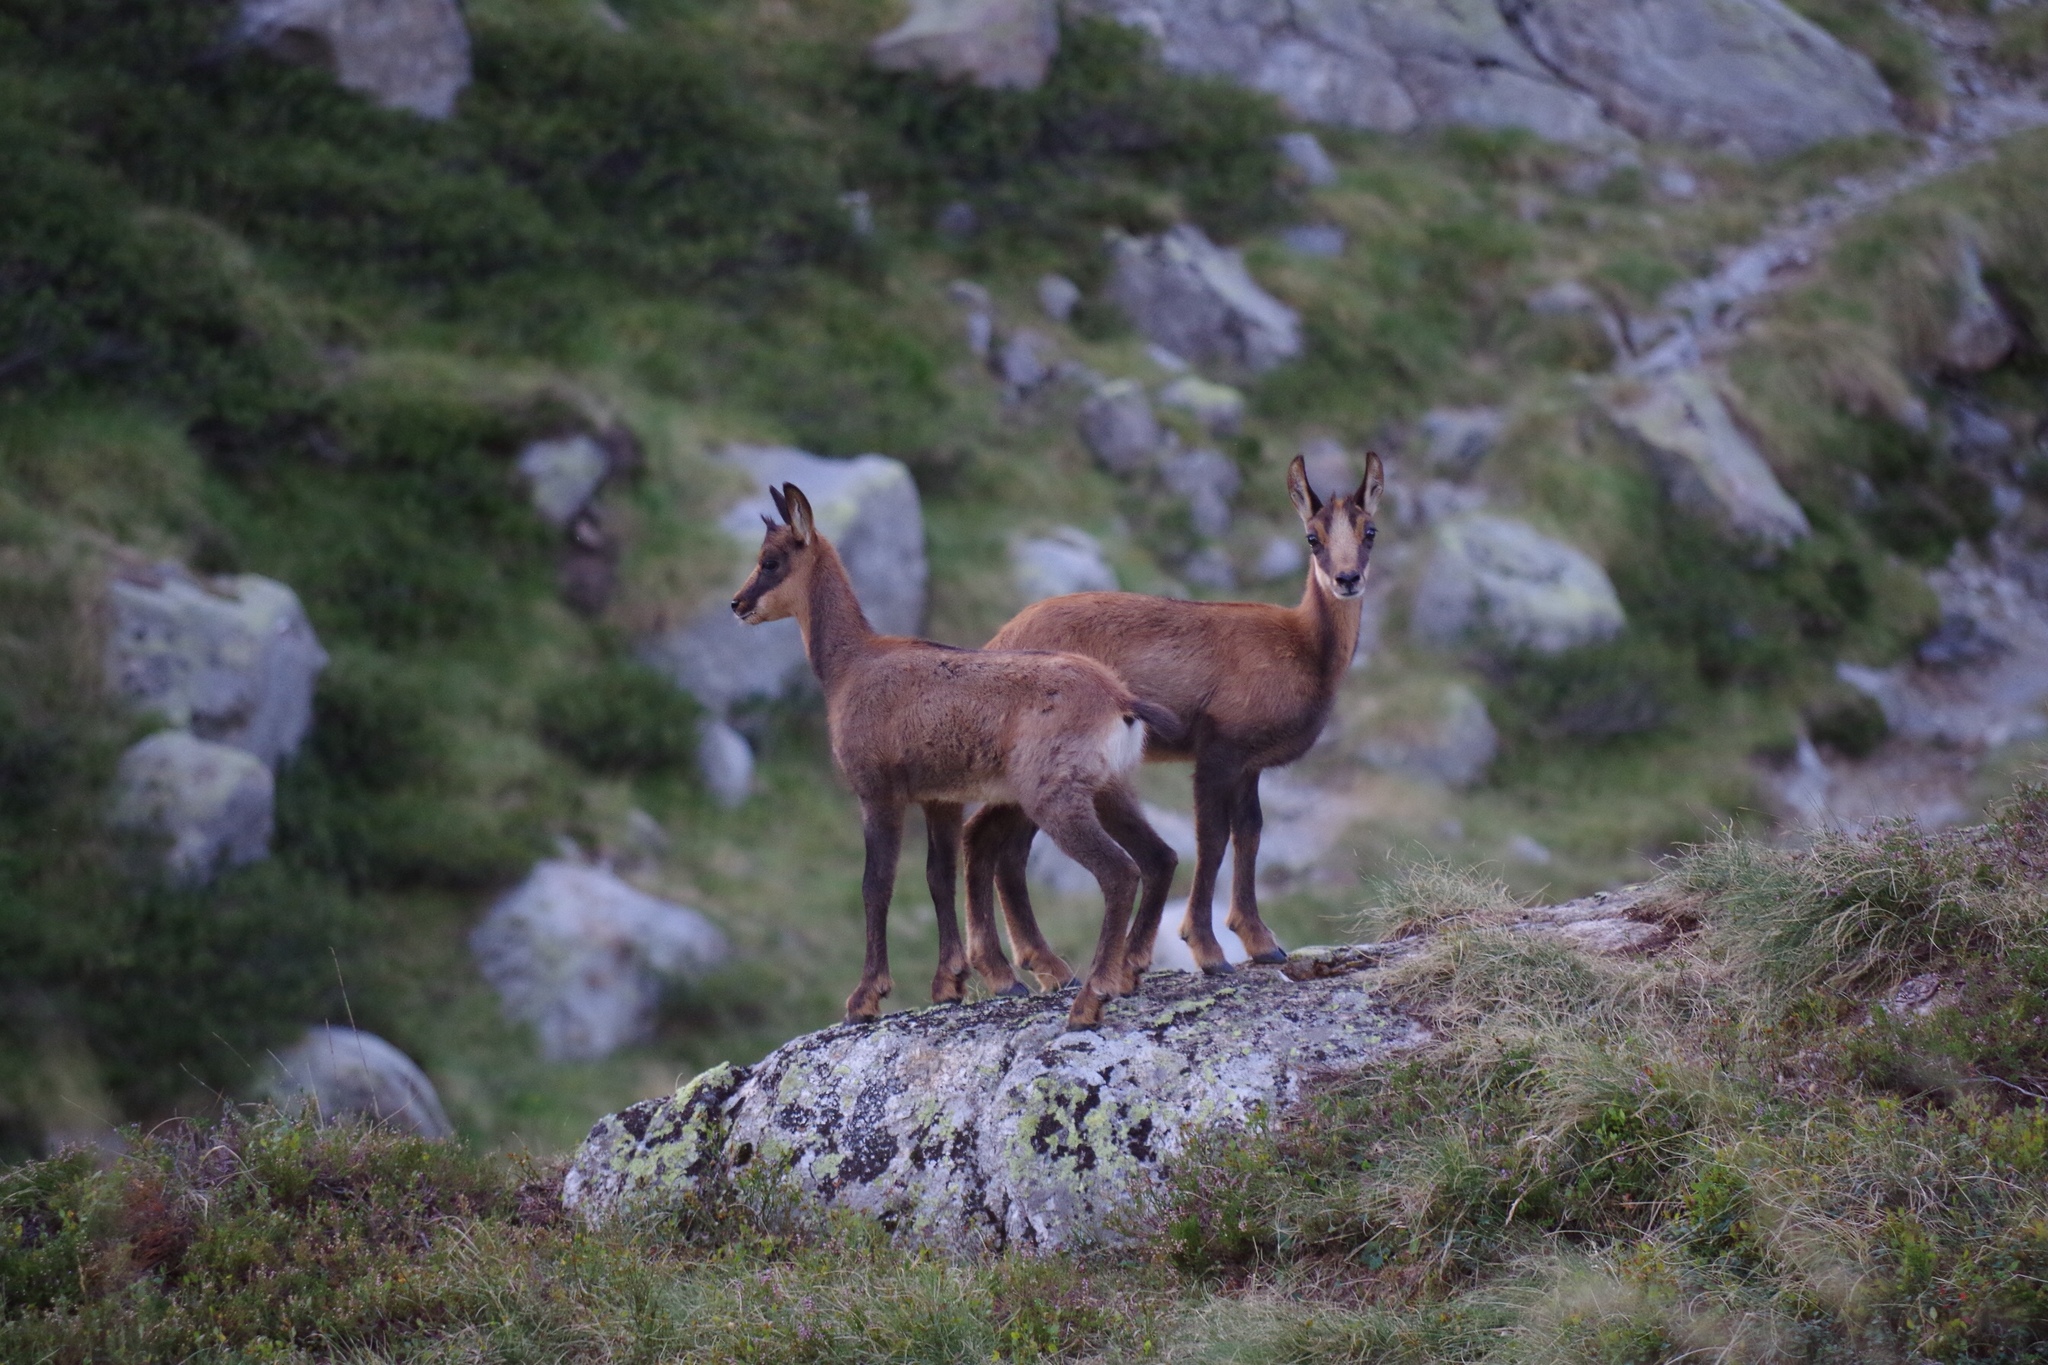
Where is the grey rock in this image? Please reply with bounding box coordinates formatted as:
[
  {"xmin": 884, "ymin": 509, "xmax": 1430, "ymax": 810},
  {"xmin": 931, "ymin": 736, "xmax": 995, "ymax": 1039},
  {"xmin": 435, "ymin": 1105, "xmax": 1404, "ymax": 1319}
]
[
  {"xmin": 110, "ymin": 731, "xmax": 274, "ymax": 884},
  {"xmin": 106, "ymin": 564, "xmax": 329, "ymax": 769},
  {"xmin": 1602, "ymin": 369, "xmax": 1810, "ymax": 551},
  {"xmin": 1279, "ymin": 224, "xmax": 1348, "ymax": 257},
  {"xmin": 1158, "ymin": 375, "xmax": 1248, "ymax": 435},
  {"xmin": 517, "ymin": 433, "xmax": 611, "ymax": 529},
  {"xmin": 562, "ymin": 966, "xmax": 1425, "ymax": 1251},
  {"xmin": 696, "ymin": 720, "xmax": 754, "ymax": 808},
  {"xmin": 1036, "ymin": 273, "xmax": 1082, "ymax": 322},
  {"xmin": 1078, "ymin": 380, "xmax": 1164, "ymax": 475},
  {"xmin": 1506, "ymin": 0, "xmax": 1899, "ymax": 159},
  {"xmin": 267, "ymin": 1027, "xmax": 453, "ymax": 1138},
  {"xmin": 1359, "ymin": 681, "xmax": 1498, "ymax": 788},
  {"xmin": 1146, "ymin": 344, "xmax": 1191, "ymax": 373},
  {"xmin": 1181, "ymin": 546, "xmax": 1239, "ymax": 590},
  {"xmin": 868, "ymin": 0, "xmax": 1060, "ymax": 89},
  {"xmin": 1940, "ymin": 239, "xmax": 2016, "ymax": 374},
  {"xmin": 1419, "ymin": 406, "xmax": 1505, "ymax": 477},
  {"xmin": 641, "ymin": 447, "xmax": 926, "ymax": 713},
  {"xmin": 1655, "ymin": 162, "xmax": 1700, "ymax": 199},
  {"xmin": 472, "ymin": 861, "xmax": 730, "ymax": 1062},
  {"xmin": 1160, "ymin": 447, "xmax": 1243, "ymax": 538},
  {"xmin": 1254, "ymin": 533, "xmax": 1307, "ymax": 581},
  {"xmin": 935, "ymin": 200, "xmax": 979, "ymax": 238},
  {"xmin": 965, "ymin": 309, "xmax": 995, "ymax": 361},
  {"xmin": 239, "ymin": 0, "xmax": 470, "ymax": 118},
  {"xmin": 1277, "ymin": 130, "xmax": 1339, "ymax": 186},
  {"xmin": 838, "ymin": 189, "xmax": 875, "ymax": 237},
  {"xmin": 1411, "ymin": 514, "xmax": 1625, "ymax": 654},
  {"xmin": 1403, "ymin": 479, "xmax": 1489, "ymax": 527},
  {"xmin": 995, "ymin": 328, "xmax": 1055, "ymax": 394},
  {"xmin": 1012, "ymin": 527, "xmax": 1117, "ymax": 603},
  {"xmin": 1107, "ymin": 226, "xmax": 1302, "ymax": 374},
  {"xmin": 1506, "ymin": 832, "xmax": 1553, "ymax": 865}
]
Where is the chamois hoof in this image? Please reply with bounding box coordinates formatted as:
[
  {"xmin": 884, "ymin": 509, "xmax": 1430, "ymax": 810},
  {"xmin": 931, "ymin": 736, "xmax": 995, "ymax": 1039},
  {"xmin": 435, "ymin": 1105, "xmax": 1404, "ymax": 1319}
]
[
  {"xmin": 1250, "ymin": 947, "xmax": 1289, "ymax": 965},
  {"xmin": 1200, "ymin": 960, "xmax": 1238, "ymax": 977},
  {"xmin": 999, "ymin": 981, "xmax": 1033, "ymax": 998}
]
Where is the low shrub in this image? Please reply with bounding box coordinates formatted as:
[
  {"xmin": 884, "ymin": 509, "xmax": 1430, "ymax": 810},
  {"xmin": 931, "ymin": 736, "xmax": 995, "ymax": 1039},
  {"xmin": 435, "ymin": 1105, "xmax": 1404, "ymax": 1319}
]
[{"xmin": 536, "ymin": 660, "xmax": 701, "ymax": 775}]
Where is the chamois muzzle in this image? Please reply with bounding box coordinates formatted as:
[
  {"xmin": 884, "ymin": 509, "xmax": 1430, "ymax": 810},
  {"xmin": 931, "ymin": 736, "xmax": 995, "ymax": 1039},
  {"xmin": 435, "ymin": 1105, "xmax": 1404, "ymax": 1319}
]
[{"xmin": 1333, "ymin": 570, "xmax": 1363, "ymax": 598}]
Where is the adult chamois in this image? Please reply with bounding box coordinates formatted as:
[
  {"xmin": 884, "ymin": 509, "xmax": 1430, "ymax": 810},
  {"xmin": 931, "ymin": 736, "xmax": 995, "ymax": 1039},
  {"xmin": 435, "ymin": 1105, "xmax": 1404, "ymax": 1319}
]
[
  {"xmin": 973, "ymin": 451, "xmax": 1383, "ymax": 979},
  {"xmin": 729, "ymin": 482, "xmax": 1180, "ymax": 1030}
]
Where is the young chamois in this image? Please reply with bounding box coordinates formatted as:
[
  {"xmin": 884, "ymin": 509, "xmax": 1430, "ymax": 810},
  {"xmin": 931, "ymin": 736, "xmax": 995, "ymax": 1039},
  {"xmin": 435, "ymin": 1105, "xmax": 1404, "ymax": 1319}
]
[
  {"xmin": 729, "ymin": 482, "xmax": 1181, "ymax": 1030},
  {"xmin": 971, "ymin": 451, "xmax": 1383, "ymax": 980}
]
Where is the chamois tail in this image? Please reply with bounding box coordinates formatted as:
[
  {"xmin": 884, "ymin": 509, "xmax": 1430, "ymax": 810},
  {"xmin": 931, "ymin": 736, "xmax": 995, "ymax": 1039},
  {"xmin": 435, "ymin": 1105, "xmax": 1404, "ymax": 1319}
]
[{"xmin": 1127, "ymin": 698, "xmax": 1186, "ymax": 750}]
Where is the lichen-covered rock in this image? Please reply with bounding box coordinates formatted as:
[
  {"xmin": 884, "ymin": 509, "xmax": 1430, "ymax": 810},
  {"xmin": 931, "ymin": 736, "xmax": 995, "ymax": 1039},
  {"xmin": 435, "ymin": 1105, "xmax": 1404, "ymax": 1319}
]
[
  {"xmin": 239, "ymin": 0, "xmax": 471, "ymax": 119},
  {"xmin": 640, "ymin": 447, "xmax": 926, "ymax": 713},
  {"xmin": 105, "ymin": 563, "xmax": 329, "ymax": 769},
  {"xmin": 1107, "ymin": 227, "xmax": 1302, "ymax": 374},
  {"xmin": 1357, "ymin": 680, "xmax": 1499, "ymax": 788},
  {"xmin": 1601, "ymin": 369, "xmax": 1809, "ymax": 552},
  {"xmin": 266, "ymin": 1026, "xmax": 453, "ymax": 1138},
  {"xmin": 1410, "ymin": 514, "xmax": 1624, "ymax": 654},
  {"xmin": 867, "ymin": 0, "xmax": 1060, "ymax": 90},
  {"xmin": 110, "ymin": 730, "xmax": 275, "ymax": 883},
  {"xmin": 472, "ymin": 861, "xmax": 731, "ymax": 1061},
  {"xmin": 563, "ymin": 966, "xmax": 1423, "ymax": 1252}
]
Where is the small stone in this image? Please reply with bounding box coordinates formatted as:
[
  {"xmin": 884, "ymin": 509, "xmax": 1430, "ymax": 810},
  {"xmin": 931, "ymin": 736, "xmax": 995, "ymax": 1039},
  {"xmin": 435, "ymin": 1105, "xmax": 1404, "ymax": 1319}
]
[
  {"xmin": 1157, "ymin": 375, "xmax": 1247, "ymax": 436},
  {"xmin": 1146, "ymin": 344, "xmax": 1190, "ymax": 373},
  {"xmin": 696, "ymin": 719, "xmax": 754, "ymax": 808},
  {"xmin": 1012, "ymin": 527, "xmax": 1118, "ymax": 603},
  {"xmin": 110, "ymin": 731, "xmax": 274, "ymax": 884},
  {"xmin": 1940, "ymin": 239, "xmax": 2016, "ymax": 374},
  {"xmin": 1655, "ymin": 162, "xmax": 1699, "ymax": 199},
  {"xmin": 838, "ymin": 189, "xmax": 875, "ymax": 237},
  {"xmin": 965, "ymin": 310, "xmax": 994, "ymax": 360},
  {"xmin": 1077, "ymin": 380, "xmax": 1162, "ymax": 475},
  {"xmin": 1279, "ymin": 224, "xmax": 1346, "ymax": 257},
  {"xmin": 935, "ymin": 201, "xmax": 979, "ymax": 239},
  {"xmin": 1108, "ymin": 225, "xmax": 1302, "ymax": 373},
  {"xmin": 267, "ymin": 1027, "xmax": 453, "ymax": 1138},
  {"xmin": 1036, "ymin": 273, "xmax": 1081, "ymax": 322},
  {"xmin": 994, "ymin": 328, "xmax": 1054, "ymax": 393},
  {"xmin": 1276, "ymin": 130, "xmax": 1338, "ymax": 187},
  {"xmin": 239, "ymin": 0, "xmax": 471, "ymax": 119},
  {"xmin": 517, "ymin": 433, "xmax": 611, "ymax": 529},
  {"xmin": 1506, "ymin": 833, "xmax": 1553, "ymax": 865},
  {"xmin": 1418, "ymin": 407, "xmax": 1505, "ymax": 478}
]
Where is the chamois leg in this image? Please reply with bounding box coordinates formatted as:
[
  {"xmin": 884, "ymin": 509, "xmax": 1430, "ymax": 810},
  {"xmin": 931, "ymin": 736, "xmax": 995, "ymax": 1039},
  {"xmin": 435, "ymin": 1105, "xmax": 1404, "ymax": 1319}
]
[
  {"xmin": 845, "ymin": 800, "xmax": 904, "ymax": 1023},
  {"xmin": 924, "ymin": 801, "xmax": 970, "ymax": 1004},
  {"xmin": 962, "ymin": 804, "xmax": 1030, "ymax": 997},
  {"xmin": 1225, "ymin": 771, "xmax": 1288, "ymax": 964},
  {"xmin": 1178, "ymin": 749, "xmax": 1242, "ymax": 976},
  {"xmin": 1096, "ymin": 784, "xmax": 1177, "ymax": 993},
  {"xmin": 993, "ymin": 813, "xmax": 1075, "ymax": 989},
  {"xmin": 1033, "ymin": 794, "xmax": 1140, "ymax": 1030}
]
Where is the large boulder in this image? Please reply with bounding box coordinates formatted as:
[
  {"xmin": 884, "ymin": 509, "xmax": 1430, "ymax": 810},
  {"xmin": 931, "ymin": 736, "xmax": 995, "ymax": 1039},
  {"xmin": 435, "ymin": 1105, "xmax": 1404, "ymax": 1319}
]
[
  {"xmin": 1504, "ymin": 0, "xmax": 1899, "ymax": 158},
  {"xmin": 1012, "ymin": 527, "xmax": 1118, "ymax": 603},
  {"xmin": 516, "ymin": 433, "xmax": 612, "ymax": 530},
  {"xmin": 868, "ymin": 0, "xmax": 1060, "ymax": 90},
  {"xmin": 1107, "ymin": 227, "xmax": 1302, "ymax": 374},
  {"xmin": 1411, "ymin": 514, "xmax": 1625, "ymax": 654},
  {"xmin": 471, "ymin": 861, "xmax": 731, "ymax": 1062},
  {"xmin": 1357, "ymin": 680, "xmax": 1499, "ymax": 788},
  {"xmin": 1072, "ymin": 0, "xmax": 1624, "ymax": 148},
  {"xmin": 238, "ymin": 0, "xmax": 471, "ymax": 119},
  {"xmin": 1602, "ymin": 369, "xmax": 1810, "ymax": 552},
  {"xmin": 266, "ymin": 1027, "xmax": 454, "ymax": 1139},
  {"xmin": 110, "ymin": 731, "xmax": 274, "ymax": 884},
  {"xmin": 562, "ymin": 963, "xmax": 1424, "ymax": 1252},
  {"xmin": 105, "ymin": 563, "xmax": 329, "ymax": 769},
  {"xmin": 640, "ymin": 447, "xmax": 927, "ymax": 714}
]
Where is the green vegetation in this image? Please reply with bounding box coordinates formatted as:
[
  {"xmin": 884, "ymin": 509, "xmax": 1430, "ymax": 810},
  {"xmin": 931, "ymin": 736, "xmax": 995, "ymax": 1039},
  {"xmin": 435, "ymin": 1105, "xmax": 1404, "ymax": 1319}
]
[{"xmin": 6, "ymin": 781, "xmax": 2046, "ymax": 1361}]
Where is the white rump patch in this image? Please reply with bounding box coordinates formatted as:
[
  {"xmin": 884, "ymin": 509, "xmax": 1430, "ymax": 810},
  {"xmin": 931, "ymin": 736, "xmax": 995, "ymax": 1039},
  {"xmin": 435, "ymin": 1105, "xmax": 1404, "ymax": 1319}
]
[{"xmin": 1103, "ymin": 714, "xmax": 1147, "ymax": 774}]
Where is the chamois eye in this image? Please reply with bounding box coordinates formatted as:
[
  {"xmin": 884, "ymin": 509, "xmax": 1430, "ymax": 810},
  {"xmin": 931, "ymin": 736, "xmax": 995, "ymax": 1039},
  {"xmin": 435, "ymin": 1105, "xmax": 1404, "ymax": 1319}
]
[
  {"xmin": 1305, "ymin": 533, "xmax": 1321, "ymax": 550},
  {"xmin": 762, "ymin": 556, "xmax": 782, "ymax": 572},
  {"xmin": 1365, "ymin": 526, "xmax": 1377, "ymax": 542}
]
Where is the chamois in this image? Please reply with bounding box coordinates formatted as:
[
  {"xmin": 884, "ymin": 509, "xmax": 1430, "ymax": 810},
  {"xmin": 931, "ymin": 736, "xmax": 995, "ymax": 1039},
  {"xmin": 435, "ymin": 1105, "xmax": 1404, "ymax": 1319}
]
[
  {"xmin": 973, "ymin": 451, "xmax": 1383, "ymax": 979},
  {"xmin": 729, "ymin": 482, "xmax": 1180, "ymax": 1030}
]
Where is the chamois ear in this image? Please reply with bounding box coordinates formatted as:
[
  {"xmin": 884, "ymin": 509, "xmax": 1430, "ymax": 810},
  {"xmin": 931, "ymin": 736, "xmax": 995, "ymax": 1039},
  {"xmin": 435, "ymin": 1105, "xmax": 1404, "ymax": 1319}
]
[
  {"xmin": 1357, "ymin": 451, "xmax": 1385, "ymax": 516},
  {"xmin": 768, "ymin": 485, "xmax": 790, "ymax": 523},
  {"xmin": 1286, "ymin": 455, "xmax": 1322, "ymax": 524},
  {"xmin": 782, "ymin": 483, "xmax": 815, "ymax": 545}
]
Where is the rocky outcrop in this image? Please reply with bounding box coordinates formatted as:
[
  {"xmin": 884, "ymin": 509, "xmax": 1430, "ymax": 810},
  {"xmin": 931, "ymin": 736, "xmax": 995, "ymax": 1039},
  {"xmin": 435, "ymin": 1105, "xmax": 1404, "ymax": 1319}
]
[
  {"xmin": 868, "ymin": 0, "xmax": 1060, "ymax": 90},
  {"xmin": 563, "ymin": 962, "xmax": 1425, "ymax": 1252},
  {"xmin": 640, "ymin": 447, "xmax": 926, "ymax": 713},
  {"xmin": 1506, "ymin": 0, "xmax": 1899, "ymax": 159},
  {"xmin": 110, "ymin": 731, "xmax": 274, "ymax": 884},
  {"xmin": 239, "ymin": 0, "xmax": 471, "ymax": 119},
  {"xmin": 1358, "ymin": 680, "xmax": 1499, "ymax": 788},
  {"xmin": 1601, "ymin": 369, "xmax": 1810, "ymax": 552},
  {"xmin": 1012, "ymin": 527, "xmax": 1118, "ymax": 603},
  {"xmin": 266, "ymin": 1027, "xmax": 454, "ymax": 1139},
  {"xmin": 105, "ymin": 563, "xmax": 329, "ymax": 770},
  {"xmin": 472, "ymin": 861, "xmax": 731, "ymax": 1061},
  {"xmin": 1107, "ymin": 227, "xmax": 1302, "ymax": 374},
  {"xmin": 1411, "ymin": 514, "xmax": 1625, "ymax": 653},
  {"xmin": 1072, "ymin": 0, "xmax": 1893, "ymax": 157},
  {"xmin": 1078, "ymin": 381, "xmax": 1164, "ymax": 475}
]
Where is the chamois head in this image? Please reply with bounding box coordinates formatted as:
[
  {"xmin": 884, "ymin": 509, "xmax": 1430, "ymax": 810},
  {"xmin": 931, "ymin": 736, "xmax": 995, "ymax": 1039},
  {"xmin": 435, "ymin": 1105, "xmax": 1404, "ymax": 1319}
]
[
  {"xmin": 730, "ymin": 482, "xmax": 817, "ymax": 624},
  {"xmin": 1287, "ymin": 450, "xmax": 1383, "ymax": 601}
]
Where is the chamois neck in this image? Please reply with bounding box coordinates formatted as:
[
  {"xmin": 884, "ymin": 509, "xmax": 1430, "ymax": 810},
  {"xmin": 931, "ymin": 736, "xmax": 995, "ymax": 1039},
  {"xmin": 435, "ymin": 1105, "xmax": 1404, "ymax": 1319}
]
[
  {"xmin": 791, "ymin": 538, "xmax": 875, "ymax": 688},
  {"xmin": 1295, "ymin": 571, "xmax": 1363, "ymax": 685}
]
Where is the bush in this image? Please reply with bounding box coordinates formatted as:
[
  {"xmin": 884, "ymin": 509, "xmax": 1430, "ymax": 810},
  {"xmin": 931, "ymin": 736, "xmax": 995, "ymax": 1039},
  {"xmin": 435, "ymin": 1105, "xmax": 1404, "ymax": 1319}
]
[
  {"xmin": 536, "ymin": 661, "xmax": 701, "ymax": 775},
  {"xmin": 1805, "ymin": 682, "xmax": 1889, "ymax": 757}
]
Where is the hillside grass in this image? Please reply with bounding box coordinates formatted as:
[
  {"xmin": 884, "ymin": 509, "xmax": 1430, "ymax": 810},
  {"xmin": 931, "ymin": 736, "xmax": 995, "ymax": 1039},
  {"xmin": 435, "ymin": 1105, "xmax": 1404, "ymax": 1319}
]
[{"xmin": 5, "ymin": 779, "xmax": 2046, "ymax": 1362}]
